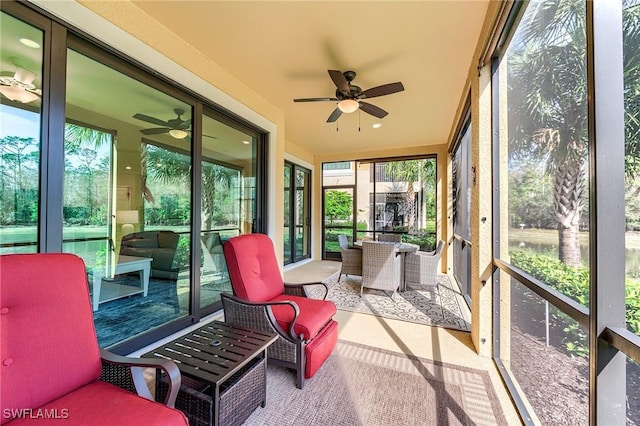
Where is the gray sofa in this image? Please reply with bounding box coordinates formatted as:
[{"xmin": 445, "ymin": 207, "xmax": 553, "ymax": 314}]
[{"xmin": 120, "ymin": 231, "xmax": 180, "ymax": 279}]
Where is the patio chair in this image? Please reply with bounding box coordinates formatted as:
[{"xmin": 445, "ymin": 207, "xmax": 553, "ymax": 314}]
[
  {"xmin": 404, "ymin": 239, "xmax": 446, "ymax": 287},
  {"xmin": 378, "ymin": 234, "xmax": 402, "ymax": 243},
  {"xmin": 361, "ymin": 241, "xmax": 401, "ymax": 298},
  {"xmin": 0, "ymin": 253, "xmax": 187, "ymax": 425},
  {"xmin": 221, "ymin": 234, "xmax": 339, "ymax": 389},
  {"xmin": 338, "ymin": 234, "xmax": 362, "ymax": 280},
  {"xmin": 202, "ymin": 231, "xmax": 226, "ymax": 275}
]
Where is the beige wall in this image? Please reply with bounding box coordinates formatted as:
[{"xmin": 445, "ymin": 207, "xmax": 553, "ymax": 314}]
[{"xmin": 445, "ymin": 1, "xmax": 505, "ymax": 356}]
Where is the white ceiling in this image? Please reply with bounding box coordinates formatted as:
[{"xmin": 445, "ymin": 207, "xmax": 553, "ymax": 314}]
[{"xmin": 131, "ymin": 1, "xmax": 490, "ymax": 157}]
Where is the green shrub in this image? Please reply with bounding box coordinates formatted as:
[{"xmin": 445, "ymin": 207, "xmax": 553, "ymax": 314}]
[
  {"xmin": 403, "ymin": 229, "xmax": 436, "ymax": 251},
  {"xmin": 325, "ymin": 232, "xmax": 339, "ymax": 242},
  {"xmin": 510, "ymin": 249, "xmax": 640, "ymax": 357},
  {"xmin": 510, "ymin": 250, "xmax": 589, "ymax": 306}
]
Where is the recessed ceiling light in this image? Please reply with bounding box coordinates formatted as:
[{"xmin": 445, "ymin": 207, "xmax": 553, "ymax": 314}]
[
  {"xmin": 372, "ymin": 123, "xmax": 382, "ymax": 129},
  {"xmin": 19, "ymin": 38, "xmax": 40, "ymax": 49},
  {"xmin": 125, "ymin": 166, "xmax": 132, "ymax": 170},
  {"xmin": 242, "ymin": 140, "xmax": 251, "ymax": 145}
]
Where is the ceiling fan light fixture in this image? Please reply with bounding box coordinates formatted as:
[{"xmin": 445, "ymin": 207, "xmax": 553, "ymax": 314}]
[
  {"xmin": 19, "ymin": 38, "xmax": 40, "ymax": 49},
  {"xmin": 169, "ymin": 129, "xmax": 188, "ymax": 139},
  {"xmin": 337, "ymin": 99, "xmax": 359, "ymax": 114}
]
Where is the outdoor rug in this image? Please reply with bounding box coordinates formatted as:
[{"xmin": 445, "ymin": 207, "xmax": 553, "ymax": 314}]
[
  {"xmin": 313, "ymin": 272, "xmax": 471, "ymax": 332},
  {"xmin": 245, "ymin": 339, "xmax": 507, "ymax": 426}
]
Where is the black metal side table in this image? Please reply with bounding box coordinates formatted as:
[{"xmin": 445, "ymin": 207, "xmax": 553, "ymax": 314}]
[{"xmin": 142, "ymin": 321, "xmax": 277, "ymax": 426}]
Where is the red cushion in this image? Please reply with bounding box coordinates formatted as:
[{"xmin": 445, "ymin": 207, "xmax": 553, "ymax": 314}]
[
  {"xmin": 223, "ymin": 234, "xmax": 285, "ymax": 302},
  {"xmin": 5, "ymin": 381, "xmax": 187, "ymax": 425},
  {"xmin": 269, "ymin": 295, "xmax": 337, "ymax": 340},
  {"xmin": 0, "ymin": 254, "xmax": 101, "ymax": 418},
  {"xmin": 305, "ymin": 320, "xmax": 339, "ymax": 378}
]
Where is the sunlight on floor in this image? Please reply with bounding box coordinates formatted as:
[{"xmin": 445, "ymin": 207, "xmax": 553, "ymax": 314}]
[{"xmin": 284, "ymin": 260, "xmax": 522, "ymax": 425}]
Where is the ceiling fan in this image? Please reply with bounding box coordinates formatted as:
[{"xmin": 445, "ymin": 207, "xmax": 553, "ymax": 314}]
[
  {"xmin": 132, "ymin": 108, "xmax": 216, "ymax": 139},
  {"xmin": 0, "ymin": 68, "xmax": 41, "ymax": 104},
  {"xmin": 293, "ymin": 70, "xmax": 404, "ymax": 123}
]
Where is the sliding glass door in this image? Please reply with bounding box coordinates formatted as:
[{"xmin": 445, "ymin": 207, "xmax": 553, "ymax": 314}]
[
  {"xmin": 284, "ymin": 161, "xmax": 310, "ymax": 265},
  {"xmin": 199, "ymin": 111, "xmax": 258, "ymax": 309},
  {"xmin": 1, "ymin": 1, "xmax": 268, "ymax": 354},
  {"xmin": 62, "ymin": 45, "xmax": 194, "ymax": 348},
  {"xmin": 0, "ymin": 11, "xmax": 44, "ymax": 254}
]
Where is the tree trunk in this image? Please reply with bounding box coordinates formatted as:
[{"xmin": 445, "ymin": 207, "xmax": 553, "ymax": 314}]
[
  {"xmin": 202, "ymin": 171, "xmax": 214, "ymax": 231},
  {"xmin": 554, "ymin": 156, "xmax": 585, "ymax": 267},
  {"xmin": 406, "ymin": 181, "xmax": 415, "ymax": 231}
]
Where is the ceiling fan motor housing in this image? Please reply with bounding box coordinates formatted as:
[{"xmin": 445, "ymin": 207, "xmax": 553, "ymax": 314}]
[{"xmin": 335, "ymin": 85, "xmax": 361, "ymax": 100}]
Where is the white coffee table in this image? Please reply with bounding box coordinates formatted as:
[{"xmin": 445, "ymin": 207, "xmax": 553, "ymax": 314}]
[{"xmin": 92, "ymin": 255, "xmax": 152, "ymax": 311}]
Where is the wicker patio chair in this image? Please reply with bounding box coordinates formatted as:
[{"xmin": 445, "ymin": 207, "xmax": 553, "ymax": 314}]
[
  {"xmin": 338, "ymin": 234, "xmax": 362, "ymax": 280},
  {"xmin": 361, "ymin": 241, "xmax": 401, "ymax": 298},
  {"xmin": 0, "ymin": 253, "xmax": 187, "ymax": 425},
  {"xmin": 404, "ymin": 239, "xmax": 445, "ymax": 287},
  {"xmin": 221, "ymin": 234, "xmax": 339, "ymax": 389},
  {"xmin": 378, "ymin": 234, "xmax": 402, "ymax": 243}
]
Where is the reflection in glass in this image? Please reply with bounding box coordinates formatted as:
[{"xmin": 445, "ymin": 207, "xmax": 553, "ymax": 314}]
[
  {"xmin": 284, "ymin": 162, "xmax": 310, "ymax": 265},
  {"xmin": 623, "ymin": 1, "xmax": 640, "ymax": 338},
  {"xmin": 0, "ymin": 12, "xmax": 44, "ymax": 254},
  {"xmin": 199, "ymin": 113, "xmax": 255, "ymax": 309},
  {"xmin": 284, "ymin": 163, "xmax": 292, "ymax": 264},
  {"xmin": 295, "ymin": 167, "xmax": 310, "ymax": 259},
  {"xmin": 63, "ymin": 48, "xmax": 192, "ymax": 348}
]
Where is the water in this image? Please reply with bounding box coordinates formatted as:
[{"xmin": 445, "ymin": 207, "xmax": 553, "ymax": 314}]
[{"xmin": 509, "ymin": 239, "xmax": 640, "ymax": 277}]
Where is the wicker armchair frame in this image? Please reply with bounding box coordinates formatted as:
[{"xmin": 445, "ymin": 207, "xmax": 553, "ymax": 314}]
[
  {"xmin": 378, "ymin": 234, "xmax": 402, "ymax": 243},
  {"xmin": 361, "ymin": 241, "xmax": 401, "ymax": 297},
  {"xmin": 338, "ymin": 234, "xmax": 362, "ymax": 279},
  {"xmin": 100, "ymin": 349, "xmax": 182, "ymax": 408},
  {"xmin": 221, "ymin": 281, "xmax": 330, "ymax": 389},
  {"xmin": 404, "ymin": 240, "xmax": 445, "ymax": 287}
]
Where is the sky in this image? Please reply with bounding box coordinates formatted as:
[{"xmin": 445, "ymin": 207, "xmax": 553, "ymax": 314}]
[{"xmin": 0, "ymin": 104, "xmax": 40, "ymax": 140}]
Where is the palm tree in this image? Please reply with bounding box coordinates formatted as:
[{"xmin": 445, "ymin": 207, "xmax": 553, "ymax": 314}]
[
  {"xmin": 507, "ymin": 0, "xmax": 640, "ymax": 267},
  {"xmin": 384, "ymin": 159, "xmax": 435, "ymax": 232},
  {"xmin": 201, "ymin": 162, "xmax": 236, "ymax": 230},
  {"xmin": 143, "ymin": 144, "xmax": 235, "ymax": 231},
  {"xmin": 64, "ymin": 123, "xmax": 112, "ymax": 151}
]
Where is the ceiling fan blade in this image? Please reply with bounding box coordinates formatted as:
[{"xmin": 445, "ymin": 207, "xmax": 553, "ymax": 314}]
[
  {"xmin": 140, "ymin": 127, "xmax": 170, "ymax": 135},
  {"xmin": 359, "ymin": 101, "xmax": 388, "ymax": 119},
  {"xmin": 133, "ymin": 113, "xmax": 170, "ymax": 127},
  {"xmin": 359, "ymin": 82, "xmax": 405, "ymax": 99},
  {"xmin": 294, "ymin": 97, "xmax": 338, "ymax": 102},
  {"xmin": 326, "ymin": 107, "xmax": 343, "ymax": 123},
  {"xmin": 328, "ymin": 70, "xmax": 350, "ymax": 95}
]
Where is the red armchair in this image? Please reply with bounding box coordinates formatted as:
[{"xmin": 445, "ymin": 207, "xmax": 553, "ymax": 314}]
[
  {"xmin": 0, "ymin": 253, "xmax": 187, "ymax": 425},
  {"xmin": 221, "ymin": 234, "xmax": 338, "ymax": 389}
]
